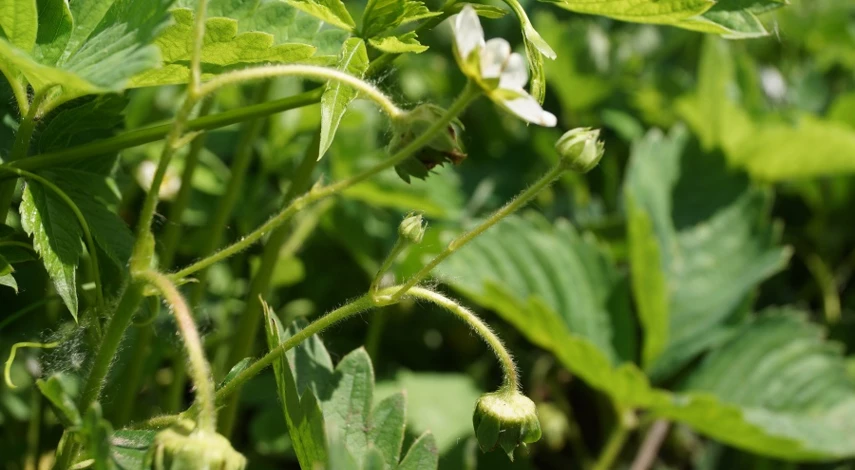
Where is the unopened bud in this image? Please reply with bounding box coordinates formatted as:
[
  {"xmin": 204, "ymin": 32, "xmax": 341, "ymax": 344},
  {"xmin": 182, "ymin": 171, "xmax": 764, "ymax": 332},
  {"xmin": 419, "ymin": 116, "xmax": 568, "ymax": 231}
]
[
  {"xmin": 473, "ymin": 390, "xmax": 542, "ymax": 461},
  {"xmin": 398, "ymin": 212, "xmax": 426, "ymax": 245},
  {"xmin": 148, "ymin": 426, "xmax": 246, "ymax": 470},
  {"xmin": 555, "ymin": 128, "xmax": 604, "ymax": 173}
]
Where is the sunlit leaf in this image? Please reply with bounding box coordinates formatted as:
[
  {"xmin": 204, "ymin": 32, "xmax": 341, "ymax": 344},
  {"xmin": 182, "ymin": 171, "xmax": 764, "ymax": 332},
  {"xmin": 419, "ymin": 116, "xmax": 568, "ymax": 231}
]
[{"xmin": 319, "ymin": 38, "xmax": 369, "ymax": 160}]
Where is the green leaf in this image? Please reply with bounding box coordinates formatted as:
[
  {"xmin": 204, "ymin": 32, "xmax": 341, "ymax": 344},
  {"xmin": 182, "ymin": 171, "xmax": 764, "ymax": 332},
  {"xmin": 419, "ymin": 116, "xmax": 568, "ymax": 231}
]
[
  {"xmin": 0, "ymin": 272, "xmax": 16, "ymax": 292},
  {"xmin": 286, "ymin": 0, "xmax": 355, "ymax": 32},
  {"xmin": 36, "ymin": 94, "xmax": 127, "ymax": 155},
  {"xmin": 650, "ymin": 311, "xmax": 855, "ymax": 460},
  {"xmin": 0, "ymin": 0, "xmax": 38, "ymax": 51},
  {"xmin": 218, "ymin": 357, "xmax": 253, "ymax": 390},
  {"xmin": 0, "ymin": 0, "xmax": 173, "ymax": 107},
  {"xmin": 319, "ymin": 38, "xmax": 369, "ymax": 159},
  {"xmin": 323, "ymin": 348, "xmax": 374, "ymax": 462},
  {"xmin": 539, "ymin": 0, "xmax": 714, "ymax": 25},
  {"xmin": 363, "ymin": 447, "xmax": 387, "ymax": 470},
  {"xmin": 397, "ymin": 432, "xmax": 439, "ymax": 470},
  {"xmin": 626, "ymin": 197, "xmax": 669, "ymax": 369},
  {"xmin": 263, "ymin": 301, "xmax": 329, "ymax": 469},
  {"xmin": 369, "ymin": 393, "xmax": 406, "ymax": 465},
  {"xmin": 36, "ymin": 375, "xmax": 81, "ymax": 427},
  {"xmin": 376, "ymin": 372, "xmax": 481, "ymax": 454},
  {"xmin": 110, "ymin": 429, "xmax": 157, "ymax": 470},
  {"xmin": 20, "ymin": 180, "xmax": 82, "ymax": 318},
  {"xmin": 438, "ymin": 214, "xmax": 629, "ymax": 364},
  {"xmin": 0, "ymin": 252, "xmax": 12, "ymax": 276},
  {"xmin": 129, "ymin": 8, "xmax": 315, "ymax": 87},
  {"xmin": 361, "ymin": 0, "xmax": 439, "ymax": 39},
  {"xmin": 81, "ymin": 403, "xmax": 113, "ymax": 470},
  {"xmin": 368, "ymin": 32, "xmax": 427, "ymax": 54},
  {"xmin": 677, "ymin": 0, "xmax": 786, "ymax": 39},
  {"xmin": 446, "ymin": 3, "xmax": 509, "ymax": 19},
  {"xmin": 502, "ymin": 0, "xmax": 555, "ymax": 103},
  {"xmin": 625, "ymin": 127, "xmax": 791, "ymax": 380}
]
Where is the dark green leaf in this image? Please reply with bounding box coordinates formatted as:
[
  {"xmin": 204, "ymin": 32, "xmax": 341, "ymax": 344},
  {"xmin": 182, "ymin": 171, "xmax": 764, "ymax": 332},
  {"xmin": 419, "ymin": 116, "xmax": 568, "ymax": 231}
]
[
  {"xmin": 397, "ymin": 432, "xmax": 438, "ymax": 470},
  {"xmin": 368, "ymin": 393, "xmax": 406, "ymax": 465},
  {"xmin": 81, "ymin": 403, "xmax": 113, "ymax": 470},
  {"xmin": 361, "ymin": 0, "xmax": 439, "ymax": 39},
  {"xmin": 286, "ymin": 0, "xmax": 356, "ymax": 32},
  {"xmin": 110, "ymin": 429, "xmax": 157, "ymax": 470},
  {"xmin": 323, "ymin": 348, "xmax": 374, "ymax": 462}
]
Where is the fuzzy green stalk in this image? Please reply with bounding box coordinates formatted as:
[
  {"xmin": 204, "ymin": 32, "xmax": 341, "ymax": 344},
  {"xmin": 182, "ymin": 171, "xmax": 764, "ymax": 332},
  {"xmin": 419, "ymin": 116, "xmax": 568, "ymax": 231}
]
[
  {"xmin": 387, "ymin": 156, "xmax": 570, "ymax": 302},
  {"xmin": 592, "ymin": 408, "xmax": 637, "ymax": 470},
  {"xmin": 8, "ymin": 89, "xmax": 323, "ymax": 173},
  {"xmin": 138, "ymin": 270, "xmax": 217, "ymax": 432}
]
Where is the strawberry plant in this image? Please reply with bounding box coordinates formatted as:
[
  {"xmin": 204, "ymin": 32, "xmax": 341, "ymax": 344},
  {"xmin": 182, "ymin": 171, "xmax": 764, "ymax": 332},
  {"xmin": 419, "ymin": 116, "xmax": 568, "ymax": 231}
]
[{"xmin": 2, "ymin": 0, "xmax": 855, "ymax": 469}]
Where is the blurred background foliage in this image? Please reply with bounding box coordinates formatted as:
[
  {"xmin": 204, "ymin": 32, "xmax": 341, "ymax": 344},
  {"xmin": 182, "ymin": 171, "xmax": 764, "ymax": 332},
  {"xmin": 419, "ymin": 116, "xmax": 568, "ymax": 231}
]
[{"xmin": 2, "ymin": 0, "xmax": 855, "ymax": 468}]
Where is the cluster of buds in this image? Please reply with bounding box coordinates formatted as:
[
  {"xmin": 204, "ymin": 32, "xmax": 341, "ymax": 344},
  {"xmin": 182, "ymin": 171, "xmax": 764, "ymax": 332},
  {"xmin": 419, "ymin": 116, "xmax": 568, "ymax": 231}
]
[
  {"xmin": 391, "ymin": 104, "xmax": 467, "ymax": 183},
  {"xmin": 473, "ymin": 389, "xmax": 542, "ymax": 460}
]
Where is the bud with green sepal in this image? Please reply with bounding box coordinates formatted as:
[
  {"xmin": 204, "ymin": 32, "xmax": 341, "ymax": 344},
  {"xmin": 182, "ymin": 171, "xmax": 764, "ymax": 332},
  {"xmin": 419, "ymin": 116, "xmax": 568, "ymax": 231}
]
[
  {"xmin": 555, "ymin": 127, "xmax": 605, "ymax": 173},
  {"xmin": 398, "ymin": 212, "xmax": 426, "ymax": 245},
  {"xmin": 147, "ymin": 421, "xmax": 247, "ymax": 470},
  {"xmin": 390, "ymin": 104, "xmax": 467, "ymax": 183},
  {"xmin": 473, "ymin": 389, "xmax": 542, "ymax": 460}
]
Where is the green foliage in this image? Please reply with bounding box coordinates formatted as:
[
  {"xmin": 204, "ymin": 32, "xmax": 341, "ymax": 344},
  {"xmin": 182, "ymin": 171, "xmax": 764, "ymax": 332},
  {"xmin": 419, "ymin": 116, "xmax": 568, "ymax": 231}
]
[{"xmin": 319, "ymin": 38, "xmax": 369, "ymax": 159}]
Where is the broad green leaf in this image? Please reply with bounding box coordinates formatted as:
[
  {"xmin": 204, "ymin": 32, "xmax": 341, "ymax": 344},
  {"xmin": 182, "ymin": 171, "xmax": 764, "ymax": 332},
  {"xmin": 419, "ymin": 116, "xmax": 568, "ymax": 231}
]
[
  {"xmin": 626, "ymin": 197, "xmax": 668, "ymax": 369},
  {"xmin": 397, "ymin": 432, "xmax": 439, "ymax": 470},
  {"xmin": 376, "ymin": 372, "xmax": 481, "ymax": 454},
  {"xmin": 129, "ymin": 8, "xmax": 315, "ymax": 87},
  {"xmin": 438, "ymin": 214, "xmax": 630, "ymax": 364},
  {"xmin": 0, "ymin": 252, "xmax": 12, "ymax": 275},
  {"xmin": 650, "ymin": 311, "xmax": 855, "ymax": 460},
  {"xmin": 20, "ymin": 180, "xmax": 82, "ymax": 318},
  {"xmin": 361, "ymin": 0, "xmax": 439, "ymax": 39},
  {"xmin": 0, "ymin": 0, "xmax": 38, "ymax": 51},
  {"xmin": 287, "ymin": 0, "xmax": 355, "ymax": 32},
  {"xmin": 263, "ymin": 301, "xmax": 329, "ymax": 468},
  {"xmin": 368, "ymin": 32, "xmax": 427, "ymax": 54},
  {"xmin": 319, "ymin": 38, "xmax": 369, "ymax": 160},
  {"xmin": 539, "ymin": 0, "xmax": 713, "ymax": 25},
  {"xmin": 677, "ymin": 0, "xmax": 786, "ymax": 39},
  {"xmin": 36, "ymin": 376, "xmax": 81, "ymax": 427},
  {"xmin": 110, "ymin": 429, "xmax": 157, "ymax": 470},
  {"xmin": 36, "ymin": 95, "xmax": 127, "ymax": 155},
  {"xmin": 625, "ymin": 127, "xmax": 791, "ymax": 380},
  {"xmin": 323, "ymin": 348, "xmax": 374, "ymax": 462},
  {"xmin": 0, "ymin": 0, "xmax": 173, "ymax": 108},
  {"xmin": 368, "ymin": 393, "xmax": 406, "ymax": 465}
]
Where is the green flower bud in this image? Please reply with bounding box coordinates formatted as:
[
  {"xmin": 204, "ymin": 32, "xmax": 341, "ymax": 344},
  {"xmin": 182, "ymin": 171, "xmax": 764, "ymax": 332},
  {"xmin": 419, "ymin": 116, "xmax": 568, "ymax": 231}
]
[
  {"xmin": 148, "ymin": 426, "xmax": 247, "ymax": 470},
  {"xmin": 473, "ymin": 390, "xmax": 542, "ymax": 461},
  {"xmin": 555, "ymin": 127, "xmax": 605, "ymax": 173},
  {"xmin": 390, "ymin": 104, "xmax": 467, "ymax": 183},
  {"xmin": 398, "ymin": 212, "xmax": 426, "ymax": 245}
]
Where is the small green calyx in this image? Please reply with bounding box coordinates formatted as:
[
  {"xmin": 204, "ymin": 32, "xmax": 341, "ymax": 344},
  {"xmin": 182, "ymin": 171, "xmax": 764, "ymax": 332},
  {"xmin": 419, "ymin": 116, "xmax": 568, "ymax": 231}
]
[
  {"xmin": 473, "ymin": 390, "xmax": 542, "ymax": 461},
  {"xmin": 391, "ymin": 104, "xmax": 467, "ymax": 183},
  {"xmin": 555, "ymin": 127, "xmax": 605, "ymax": 173},
  {"xmin": 399, "ymin": 212, "xmax": 426, "ymax": 245},
  {"xmin": 148, "ymin": 426, "xmax": 247, "ymax": 470}
]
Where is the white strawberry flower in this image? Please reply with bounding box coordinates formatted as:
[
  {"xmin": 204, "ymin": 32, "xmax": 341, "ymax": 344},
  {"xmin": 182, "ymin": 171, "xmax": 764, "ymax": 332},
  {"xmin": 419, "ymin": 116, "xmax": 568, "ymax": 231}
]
[{"xmin": 452, "ymin": 5, "xmax": 557, "ymax": 127}]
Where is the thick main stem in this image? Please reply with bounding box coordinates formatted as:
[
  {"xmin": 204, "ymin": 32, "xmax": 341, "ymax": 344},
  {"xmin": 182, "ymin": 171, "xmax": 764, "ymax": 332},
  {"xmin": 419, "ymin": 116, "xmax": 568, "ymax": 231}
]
[{"xmin": 139, "ymin": 270, "xmax": 217, "ymax": 432}]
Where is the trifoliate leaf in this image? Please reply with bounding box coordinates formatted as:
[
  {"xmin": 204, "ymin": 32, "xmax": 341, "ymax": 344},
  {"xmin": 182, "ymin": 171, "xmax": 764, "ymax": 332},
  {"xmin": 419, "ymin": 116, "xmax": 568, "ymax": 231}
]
[{"xmin": 319, "ymin": 38, "xmax": 369, "ymax": 160}]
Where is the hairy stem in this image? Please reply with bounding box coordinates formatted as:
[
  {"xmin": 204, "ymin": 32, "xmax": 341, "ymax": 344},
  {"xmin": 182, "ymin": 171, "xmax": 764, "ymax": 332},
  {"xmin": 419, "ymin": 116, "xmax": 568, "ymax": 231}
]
[
  {"xmin": 9, "ymin": 89, "xmax": 324, "ymax": 173},
  {"xmin": 138, "ymin": 270, "xmax": 217, "ymax": 432},
  {"xmin": 170, "ymin": 82, "xmax": 480, "ymax": 282},
  {"xmin": 389, "ymin": 154, "xmax": 569, "ymax": 302},
  {"xmin": 593, "ymin": 408, "xmax": 636, "ymax": 470}
]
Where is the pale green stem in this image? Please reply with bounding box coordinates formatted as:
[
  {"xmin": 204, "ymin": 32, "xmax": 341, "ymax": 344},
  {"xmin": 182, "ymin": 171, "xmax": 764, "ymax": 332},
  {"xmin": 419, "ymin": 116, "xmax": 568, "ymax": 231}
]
[
  {"xmin": 190, "ymin": 0, "xmax": 209, "ymax": 95},
  {"xmin": 370, "ymin": 238, "xmax": 407, "ymax": 299},
  {"xmin": 197, "ymin": 65, "xmax": 404, "ymax": 118},
  {"xmin": 593, "ymin": 408, "xmax": 637, "ymax": 470},
  {"xmin": 388, "ymin": 155, "xmax": 570, "ymax": 302},
  {"xmin": 169, "ymin": 82, "xmax": 480, "ymax": 282},
  {"xmin": 160, "ymin": 285, "xmax": 518, "ymax": 425},
  {"xmin": 137, "ymin": 270, "xmax": 217, "ymax": 433},
  {"xmin": 0, "ymin": 167, "xmax": 104, "ymax": 311},
  {"xmin": 4, "ymin": 341, "xmax": 60, "ymax": 389}
]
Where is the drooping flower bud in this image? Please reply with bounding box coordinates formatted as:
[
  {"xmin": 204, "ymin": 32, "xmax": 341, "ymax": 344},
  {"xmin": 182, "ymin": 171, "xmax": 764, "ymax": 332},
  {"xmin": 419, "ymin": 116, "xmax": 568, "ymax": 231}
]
[
  {"xmin": 390, "ymin": 104, "xmax": 467, "ymax": 183},
  {"xmin": 555, "ymin": 127, "xmax": 605, "ymax": 173},
  {"xmin": 398, "ymin": 212, "xmax": 426, "ymax": 245},
  {"xmin": 473, "ymin": 390, "xmax": 542, "ymax": 460},
  {"xmin": 148, "ymin": 425, "xmax": 247, "ymax": 470}
]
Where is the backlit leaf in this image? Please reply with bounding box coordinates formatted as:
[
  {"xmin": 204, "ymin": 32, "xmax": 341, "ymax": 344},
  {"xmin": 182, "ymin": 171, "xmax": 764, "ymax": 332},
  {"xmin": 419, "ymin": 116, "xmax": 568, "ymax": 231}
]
[{"xmin": 319, "ymin": 38, "xmax": 369, "ymax": 160}]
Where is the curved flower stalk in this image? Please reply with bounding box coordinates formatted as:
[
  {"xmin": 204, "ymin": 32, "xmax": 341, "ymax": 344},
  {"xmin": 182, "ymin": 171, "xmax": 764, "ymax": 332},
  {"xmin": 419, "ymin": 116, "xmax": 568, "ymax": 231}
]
[{"xmin": 452, "ymin": 5, "xmax": 557, "ymax": 127}]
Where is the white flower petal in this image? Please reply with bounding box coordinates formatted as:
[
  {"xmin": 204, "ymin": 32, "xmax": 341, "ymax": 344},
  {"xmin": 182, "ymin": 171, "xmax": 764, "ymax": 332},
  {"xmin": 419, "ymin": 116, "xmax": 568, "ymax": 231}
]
[
  {"xmin": 497, "ymin": 94, "xmax": 557, "ymax": 127},
  {"xmin": 454, "ymin": 5, "xmax": 485, "ymax": 62},
  {"xmin": 480, "ymin": 38, "xmax": 511, "ymax": 80},
  {"xmin": 499, "ymin": 53, "xmax": 528, "ymax": 91}
]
